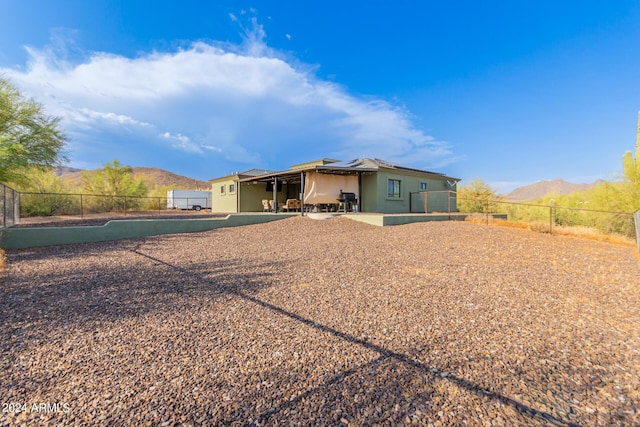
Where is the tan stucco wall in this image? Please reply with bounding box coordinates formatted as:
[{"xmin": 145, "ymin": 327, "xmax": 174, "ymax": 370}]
[
  {"xmin": 211, "ymin": 177, "xmax": 239, "ymax": 213},
  {"xmin": 239, "ymin": 181, "xmax": 301, "ymax": 212}
]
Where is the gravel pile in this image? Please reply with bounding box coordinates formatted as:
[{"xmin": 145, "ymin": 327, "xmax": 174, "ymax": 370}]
[{"xmin": 2, "ymin": 216, "xmax": 639, "ymax": 426}]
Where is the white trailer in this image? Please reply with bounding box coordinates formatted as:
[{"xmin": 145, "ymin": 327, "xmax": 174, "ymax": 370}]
[{"xmin": 167, "ymin": 190, "xmax": 212, "ymax": 211}]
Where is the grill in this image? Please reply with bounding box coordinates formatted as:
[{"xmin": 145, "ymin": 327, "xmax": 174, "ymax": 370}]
[{"xmin": 337, "ymin": 191, "xmax": 358, "ymax": 212}]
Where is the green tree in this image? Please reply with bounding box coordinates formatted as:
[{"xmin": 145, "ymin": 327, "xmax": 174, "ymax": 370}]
[
  {"xmin": 16, "ymin": 168, "xmax": 75, "ymax": 216},
  {"xmin": 0, "ymin": 77, "xmax": 67, "ymax": 185},
  {"xmin": 457, "ymin": 178, "xmax": 500, "ymax": 213},
  {"xmin": 83, "ymin": 160, "xmax": 148, "ymax": 211}
]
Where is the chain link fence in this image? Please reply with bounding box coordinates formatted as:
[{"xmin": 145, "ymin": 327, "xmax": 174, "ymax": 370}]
[
  {"xmin": 0, "ymin": 183, "xmax": 20, "ymax": 228},
  {"xmin": 416, "ymin": 190, "xmax": 638, "ymax": 249},
  {"xmin": 18, "ymin": 192, "xmax": 209, "ymax": 219}
]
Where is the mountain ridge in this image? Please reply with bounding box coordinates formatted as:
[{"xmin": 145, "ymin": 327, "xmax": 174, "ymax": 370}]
[
  {"xmin": 504, "ymin": 178, "xmax": 604, "ymax": 201},
  {"xmin": 56, "ymin": 166, "xmax": 210, "ymax": 190}
]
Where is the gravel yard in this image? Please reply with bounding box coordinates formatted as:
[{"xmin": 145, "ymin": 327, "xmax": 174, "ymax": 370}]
[{"xmin": 1, "ymin": 216, "xmax": 639, "ymax": 426}]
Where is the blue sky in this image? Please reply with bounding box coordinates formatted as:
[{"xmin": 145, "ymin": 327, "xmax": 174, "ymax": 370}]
[{"xmin": 1, "ymin": 1, "xmax": 639, "ymax": 192}]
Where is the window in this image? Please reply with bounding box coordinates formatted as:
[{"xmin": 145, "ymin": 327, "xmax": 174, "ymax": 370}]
[
  {"xmin": 387, "ymin": 179, "xmax": 401, "ymax": 198},
  {"xmin": 220, "ymin": 185, "xmax": 225, "ymax": 195},
  {"xmin": 229, "ymin": 184, "xmax": 236, "ymax": 194},
  {"xmin": 420, "ymin": 182, "xmax": 427, "ymax": 190}
]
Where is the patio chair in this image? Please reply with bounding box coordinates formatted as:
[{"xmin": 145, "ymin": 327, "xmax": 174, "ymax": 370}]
[
  {"xmin": 283, "ymin": 199, "xmax": 301, "ymax": 212},
  {"xmin": 262, "ymin": 199, "xmax": 271, "ymax": 212}
]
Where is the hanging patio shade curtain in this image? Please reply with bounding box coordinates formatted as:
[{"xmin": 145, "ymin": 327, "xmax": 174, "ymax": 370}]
[{"xmin": 303, "ymin": 171, "xmax": 358, "ymax": 204}]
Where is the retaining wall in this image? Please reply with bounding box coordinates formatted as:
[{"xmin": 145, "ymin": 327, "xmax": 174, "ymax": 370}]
[{"xmin": 2, "ymin": 213, "xmax": 297, "ymax": 250}]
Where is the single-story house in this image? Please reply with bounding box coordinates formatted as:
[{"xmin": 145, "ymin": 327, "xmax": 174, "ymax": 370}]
[{"xmin": 210, "ymin": 158, "xmax": 459, "ymax": 214}]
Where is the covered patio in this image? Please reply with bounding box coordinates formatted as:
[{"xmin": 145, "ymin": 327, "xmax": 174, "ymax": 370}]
[{"xmin": 236, "ymin": 164, "xmax": 375, "ymax": 214}]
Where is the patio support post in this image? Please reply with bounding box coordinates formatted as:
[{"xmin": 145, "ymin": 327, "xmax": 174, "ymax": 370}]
[
  {"xmin": 236, "ymin": 182, "xmax": 240, "ymax": 213},
  {"xmin": 358, "ymin": 172, "xmax": 362, "ymax": 213},
  {"xmin": 273, "ymin": 177, "xmax": 277, "ymax": 212},
  {"xmin": 300, "ymin": 171, "xmax": 305, "ymax": 216}
]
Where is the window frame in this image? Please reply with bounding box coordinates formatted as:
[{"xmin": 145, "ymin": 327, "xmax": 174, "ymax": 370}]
[{"xmin": 387, "ymin": 178, "xmax": 401, "ymax": 198}]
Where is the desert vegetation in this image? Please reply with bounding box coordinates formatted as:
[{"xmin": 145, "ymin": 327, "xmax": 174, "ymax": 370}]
[
  {"xmin": 457, "ymin": 132, "xmax": 640, "ymax": 240},
  {"xmin": 11, "ymin": 160, "xmax": 210, "ymax": 217}
]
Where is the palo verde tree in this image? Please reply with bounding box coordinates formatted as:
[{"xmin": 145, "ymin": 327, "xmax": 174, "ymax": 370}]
[
  {"xmin": 83, "ymin": 160, "xmax": 147, "ymax": 211},
  {"xmin": 457, "ymin": 178, "xmax": 501, "ymax": 213},
  {"xmin": 0, "ymin": 77, "xmax": 67, "ymax": 185}
]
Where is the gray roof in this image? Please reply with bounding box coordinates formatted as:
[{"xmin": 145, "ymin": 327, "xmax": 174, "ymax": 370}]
[
  {"xmin": 239, "ymin": 168, "xmax": 277, "ymax": 177},
  {"xmin": 234, "ymin": 157, "xmax": 459, "ymax": 183},
  {"xmin": 325, "ymin": 158, "xmax": 451, "ymax": 177}
]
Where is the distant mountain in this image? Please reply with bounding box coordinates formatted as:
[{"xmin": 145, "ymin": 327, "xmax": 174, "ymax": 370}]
[
  {"xmin": 54, "ymin": 166, "xmax": 82, "ymax": 176},
  {"xmin": 59, "ymin": 167, "xmax": 210, "ymax": 190},
  {"xmin": 504, "ymin": 179, "xmax": 604, "ymax": 201},
  {"xmin": 131, "ymin": 167, "xmax": 210, "ymax": 190}
]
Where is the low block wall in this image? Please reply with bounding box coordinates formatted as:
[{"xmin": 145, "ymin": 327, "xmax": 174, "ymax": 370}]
[
  {"xmin": 346, "ymin": 213, "xmax": 507, "ymax": 227},
  {"xmin": 2, "ymin": 214, "xmax": 297, "ymax": 250}
]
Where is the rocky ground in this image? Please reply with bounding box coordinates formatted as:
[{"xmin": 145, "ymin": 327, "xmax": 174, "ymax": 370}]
[{"xmin": 1, "ymin": 216, "xmax": 639, "ymax": 426}]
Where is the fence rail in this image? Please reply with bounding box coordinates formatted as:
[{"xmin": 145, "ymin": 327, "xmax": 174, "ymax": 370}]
[
  {"xmin": 1, "ymin": 183, "xmax": 20, "ymax": 228},
  {"xmin": 409, "ymin": 191, "xmax": 457, "ymax": 214}
]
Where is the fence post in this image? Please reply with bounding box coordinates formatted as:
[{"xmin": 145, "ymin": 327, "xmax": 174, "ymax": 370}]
[
  {"xmin": 15, "ymin": 190, "xmax": 20, "ymax": 225},
  {"xmin": 124, "ymin": 196, "xmax": 127, "ymax": 216},
  {"xmin": 80, "ymin": 194, "xmax": 84, "ymax": 218},
  {"xmin": 634, "ymin": 210, "xmax": 640, "ymax": 253},
  {"xmin": 549, "ymin": 200, "xmax": 555, "ymax": 235},
  {"xmin": 486, "ymin": 199, "xmax": 489, "ymax": 225}
]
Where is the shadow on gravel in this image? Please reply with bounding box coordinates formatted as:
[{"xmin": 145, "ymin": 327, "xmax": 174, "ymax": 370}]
[
  {"xmin": 2, "ymin": 241, "xmax": 588, "ymax": 426},
  {"xmin": 1, "ymin": 244, "xmax": 283, "ymax": 347},
  {"xmin": 131, "ymin": 249, "xmax": 584, "ymax": 427}
]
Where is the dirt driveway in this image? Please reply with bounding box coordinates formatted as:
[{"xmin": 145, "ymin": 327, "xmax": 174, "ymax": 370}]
[{"xmin": 2, "ymin": 217, "xmax": 639, "ymax": 426}]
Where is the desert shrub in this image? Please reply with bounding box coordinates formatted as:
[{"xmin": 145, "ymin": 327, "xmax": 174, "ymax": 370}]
[
  {"xmin": 13, "ymin": 168, "xmax": 77, "ymax": 217},
  {"xmin": 20, "ymin": 192, "xmax": 77, "ymax": 216}
]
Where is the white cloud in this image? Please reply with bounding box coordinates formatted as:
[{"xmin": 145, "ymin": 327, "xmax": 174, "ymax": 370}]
[
  {"xmin": 160, "ymin": 132, "xmax": 202, "ymax": 154},
  {"xmin": 81, "ymin": 109, "xmax": 152, "ymax": 127},
  {"xmin": 0, "ymin": 21, "xmax": 459, "ymax": 179},
  {"xmin": 203, "ymin": 145, "xmax": 223, "ymax": 152}
]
